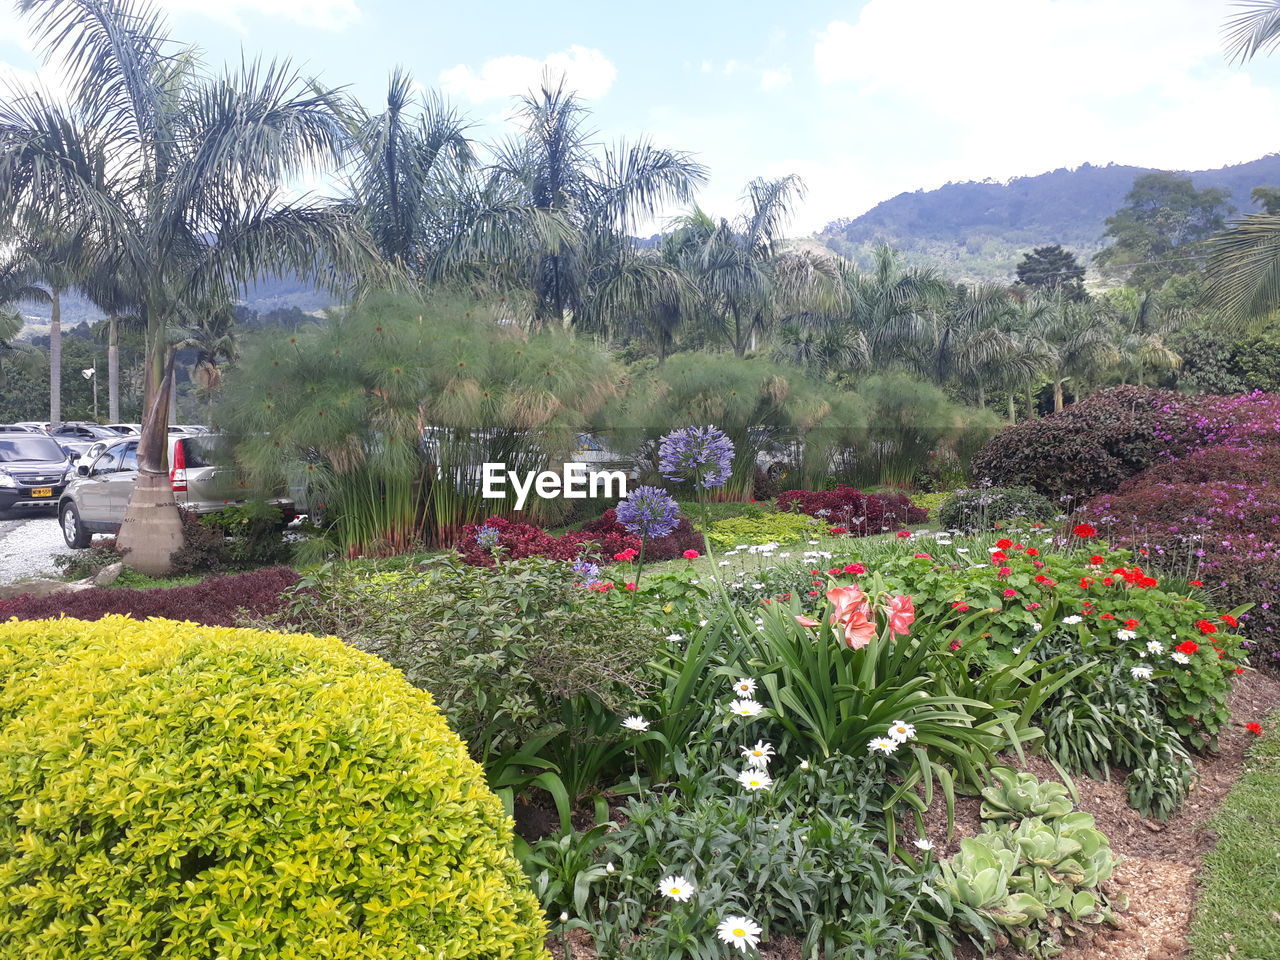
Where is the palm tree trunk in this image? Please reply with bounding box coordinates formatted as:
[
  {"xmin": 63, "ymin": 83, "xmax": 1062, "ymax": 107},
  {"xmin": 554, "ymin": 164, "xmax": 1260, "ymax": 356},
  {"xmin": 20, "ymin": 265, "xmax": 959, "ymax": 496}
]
[
  {"xmin": 49, "ymin": 289, "xmax": 61, "ymax": 429},
  {"xmin": 117, "ymin": 334, "xmax": 182, "ymax": 575},
  {"xmin": 108, "ymin": 315, "xmax": 120, "ymax": 422},
  {"xmin": 976, "ymin": 383, "xmax": 986, "ymax": 409},
  {"xmin": 1053, "ymin": 380, "xmax": 1064, "ymax": 413},
  {"xmin": 1026, "ymin": 387, "xmax": 1035, "ymax": 419},
  {"xmin": 1007, "ymin": 392, "xmax": 1016, "ymax": 424}
]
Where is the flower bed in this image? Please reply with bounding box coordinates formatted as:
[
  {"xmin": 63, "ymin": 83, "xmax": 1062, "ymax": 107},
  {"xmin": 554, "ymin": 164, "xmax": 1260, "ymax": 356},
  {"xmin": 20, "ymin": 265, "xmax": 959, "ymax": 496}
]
[{"xmin": 776, "ymin": 485, "xmax": 927, "ymax": 534}]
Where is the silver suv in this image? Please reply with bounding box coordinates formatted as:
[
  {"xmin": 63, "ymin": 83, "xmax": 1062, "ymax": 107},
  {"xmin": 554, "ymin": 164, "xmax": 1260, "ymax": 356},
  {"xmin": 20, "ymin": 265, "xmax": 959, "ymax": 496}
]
[{"xmin": 58, "ymin": 434, "xmax": 297, "ymax": 548}]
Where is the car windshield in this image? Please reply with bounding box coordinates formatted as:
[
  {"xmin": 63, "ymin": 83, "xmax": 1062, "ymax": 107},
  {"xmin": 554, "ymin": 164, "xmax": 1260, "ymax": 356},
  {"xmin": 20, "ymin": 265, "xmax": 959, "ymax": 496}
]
[{"xmin": 0, "ymin": 437, "xmax": 68, "ymax": 462}]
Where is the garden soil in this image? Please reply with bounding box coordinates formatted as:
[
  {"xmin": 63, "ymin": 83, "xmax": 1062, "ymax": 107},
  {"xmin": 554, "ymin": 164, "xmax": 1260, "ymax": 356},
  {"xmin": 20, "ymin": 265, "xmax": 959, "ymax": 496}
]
[{"xmin": 935, "ymin": 669, "xmax": 1280, "ymax": 960}]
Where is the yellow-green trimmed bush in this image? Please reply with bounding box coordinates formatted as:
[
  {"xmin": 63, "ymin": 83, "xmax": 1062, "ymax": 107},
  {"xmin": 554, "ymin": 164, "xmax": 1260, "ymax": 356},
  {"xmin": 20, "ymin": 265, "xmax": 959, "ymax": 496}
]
[
  {"xmin": 0, "ymin": 616, "xmax": 548, "ymax": 960},
  {"xmin": 707, "ymin": 512, "xmax": 824, "ymax": 548}
]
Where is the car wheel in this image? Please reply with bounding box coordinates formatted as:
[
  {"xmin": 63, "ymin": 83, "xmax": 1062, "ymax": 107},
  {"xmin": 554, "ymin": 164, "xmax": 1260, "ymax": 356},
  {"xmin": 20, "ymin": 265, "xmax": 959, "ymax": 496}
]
[{"xmin": 60, "ymin": 502, "xmax": 91, "ymax": 549}]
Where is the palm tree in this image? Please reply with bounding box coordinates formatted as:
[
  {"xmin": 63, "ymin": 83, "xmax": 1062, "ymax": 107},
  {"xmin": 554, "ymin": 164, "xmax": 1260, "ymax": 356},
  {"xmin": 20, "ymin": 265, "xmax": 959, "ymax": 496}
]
[
  {"xmin": 20, "ymin": 225, "xmax": 86, "ymax": 429},
  {"xmin": 1103, "ymin": 288, "xmax": 1183, "ymax": 386},
  {"xmin": 1204, "ymin": 2, "xmax": 1280, "ymax": 321},
  {"xmin": 1, "ymin": 0, "xmax": 378, "ymax": 573},
  {"xmin": 1036, "ymin": 297, "xmax": 1120, "ymax": 411},
  {"xmin": 486, "ymin": 80, "xmax": 707, "ymax": 333},
  {"xmin": 177, "ymin": 305, "xmax": 240, "ymax": 421},
  {"xmin": 0, "ymin": 253, "xmax": 48, "ymax": 389},
  {"xmin": 843, "ymin": 245, "xmax": 950, "ymax": 369}
]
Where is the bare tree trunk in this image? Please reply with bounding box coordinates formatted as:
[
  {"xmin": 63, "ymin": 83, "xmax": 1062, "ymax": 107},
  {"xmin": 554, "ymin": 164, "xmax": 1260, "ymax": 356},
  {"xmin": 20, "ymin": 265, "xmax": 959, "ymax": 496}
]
[
  {"xmin": 49, "ymin": 290, "xmax": 61, "ymax": 429},
  {"xmin": 1026, "ymin": 387, "xmax": 1035, "ymax": 419},
  {"xmin": 1053, "ymin": 380, "xmax": 1064, "ymax": 413},
  {"xmin": 108, "ymin": 315, "xmax": 120, "ymax": 422},
  {"xmin": 976, "ymin": 383, "xmax": 985, "ymax": 409},
  {"xmin": 1007, "ymin": 392, "xmax": 1016, "ymax": 424}
]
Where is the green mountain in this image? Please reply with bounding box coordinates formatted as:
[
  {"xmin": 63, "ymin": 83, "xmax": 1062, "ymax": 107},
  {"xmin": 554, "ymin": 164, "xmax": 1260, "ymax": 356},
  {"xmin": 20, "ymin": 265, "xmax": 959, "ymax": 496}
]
[{"xmin": 817, "ymin": 155, "xmax": 1280, "ymax": 281}]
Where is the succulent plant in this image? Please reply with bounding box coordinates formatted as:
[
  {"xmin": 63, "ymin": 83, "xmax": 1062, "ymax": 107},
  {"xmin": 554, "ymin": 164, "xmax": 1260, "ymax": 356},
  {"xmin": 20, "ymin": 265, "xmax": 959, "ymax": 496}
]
[{"xmin": 980, "ymin": 767, "xmax": 1075, "ymax": 821}]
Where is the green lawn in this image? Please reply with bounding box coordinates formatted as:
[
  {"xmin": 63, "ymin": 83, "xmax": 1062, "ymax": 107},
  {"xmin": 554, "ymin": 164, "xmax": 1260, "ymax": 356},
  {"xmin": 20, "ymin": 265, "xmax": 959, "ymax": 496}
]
[{"xmin": 1188, "ymin": 713, "xmax": 1280, "ymax": 960}]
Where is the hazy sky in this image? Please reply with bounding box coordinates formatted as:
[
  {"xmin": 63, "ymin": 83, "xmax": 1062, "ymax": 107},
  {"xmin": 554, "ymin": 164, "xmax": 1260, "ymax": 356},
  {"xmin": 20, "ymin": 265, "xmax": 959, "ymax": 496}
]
[{"xmin": 3, "ymin": 0, "xmax": 1280, "ymax": 234}]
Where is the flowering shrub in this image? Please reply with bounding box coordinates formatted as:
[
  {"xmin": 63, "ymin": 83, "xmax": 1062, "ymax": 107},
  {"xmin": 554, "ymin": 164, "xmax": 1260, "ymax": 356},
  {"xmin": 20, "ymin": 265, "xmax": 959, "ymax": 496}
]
[
  {"xmin": 1077, "ymin": 442, "xmax": 1280, "ymax": 656},
  {"xmin": 1155, "ymin": 390, "xmax": 1280, "ymax": 457},
  {"xmin": 936, "ymin": 486, "xmax": 1057, "ymax": 532},
  {"xmin": 0, "ymin": 567, "xmax": 300, "ymax": 627},
  {"xmin": 776, "ymin": 485, "xmax": 926, "ymax": 534},
  {"xmin": 0, "ymin": 616, "xmax": 546, "ymax": 959},
  {"xmin": 456, "ymin": 515, "xmax": 639, "ymax": 567}
]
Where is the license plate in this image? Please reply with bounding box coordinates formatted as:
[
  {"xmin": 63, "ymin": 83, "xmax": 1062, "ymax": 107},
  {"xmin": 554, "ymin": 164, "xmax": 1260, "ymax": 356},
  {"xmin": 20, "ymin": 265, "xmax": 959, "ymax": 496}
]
[{"xmin": 30, "ymin": 488, "xmax": 52, "ymax": 498}]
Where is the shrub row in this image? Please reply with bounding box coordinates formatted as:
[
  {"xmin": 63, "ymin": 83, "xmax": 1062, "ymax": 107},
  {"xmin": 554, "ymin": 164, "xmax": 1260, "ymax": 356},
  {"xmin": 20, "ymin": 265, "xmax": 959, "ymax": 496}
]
[
  {"xmin": 776, "ymin": 485, "xmax": 927, "ymax": 533},
  {"xmin": 0, "ymin": 567, "xmax": 300, "ymax": 627},
  {"xmin": 455, "ymin": 510, "xmax": 704, "ymax": 566}
]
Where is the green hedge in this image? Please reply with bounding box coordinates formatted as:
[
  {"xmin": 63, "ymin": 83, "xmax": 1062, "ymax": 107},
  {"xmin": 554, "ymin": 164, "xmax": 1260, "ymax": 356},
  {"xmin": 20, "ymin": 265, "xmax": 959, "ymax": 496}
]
[{"xmin": 0, "ymin": 616, "xmax": 548, "ymax": 960}]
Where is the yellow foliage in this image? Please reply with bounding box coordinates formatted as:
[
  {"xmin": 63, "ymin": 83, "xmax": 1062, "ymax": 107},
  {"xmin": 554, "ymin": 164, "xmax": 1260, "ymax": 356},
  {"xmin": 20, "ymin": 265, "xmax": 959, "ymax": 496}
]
[{"xmin": 0, "ymin": 616, "xmax": 548, "ymax": 960}]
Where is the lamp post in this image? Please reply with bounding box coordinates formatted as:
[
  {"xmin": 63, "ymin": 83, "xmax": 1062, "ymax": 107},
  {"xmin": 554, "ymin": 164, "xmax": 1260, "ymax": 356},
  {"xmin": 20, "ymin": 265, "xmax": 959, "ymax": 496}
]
[{"xmin": 81, "ymin": 365, "xmax": 97, "ymax": 422}]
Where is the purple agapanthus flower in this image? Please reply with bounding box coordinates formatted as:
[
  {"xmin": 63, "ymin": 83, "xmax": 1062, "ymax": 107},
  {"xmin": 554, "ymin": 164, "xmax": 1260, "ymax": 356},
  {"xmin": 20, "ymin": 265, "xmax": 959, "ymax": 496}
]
[
  {"xmin": 571, "ymin": 559, "xmax": 604, "ymax": 587},
  {"xmin": 476, "ymin": 524, "xmax": 501, "ymax": 551},
  {"xmin": 615, "ymin": 485, "xmax": 680, "ymax": 540},
  {"xmin": 659, "ymin": 425, "xmax": 735, "ymax": 489}
]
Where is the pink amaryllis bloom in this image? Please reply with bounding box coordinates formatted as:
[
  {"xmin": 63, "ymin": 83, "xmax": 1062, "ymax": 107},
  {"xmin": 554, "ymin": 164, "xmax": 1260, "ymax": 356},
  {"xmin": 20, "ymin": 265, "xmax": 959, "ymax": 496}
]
[
  {"xmin": 795, "ymin": 615, "xmax": 821, "ymax": 628},
  {"xmin": 887, "ymin": 595, "xmax": 915, "ymax": 636},
  {"xmin": 827, "ymin": 585, "xmax": 876, "ymax": 649}
]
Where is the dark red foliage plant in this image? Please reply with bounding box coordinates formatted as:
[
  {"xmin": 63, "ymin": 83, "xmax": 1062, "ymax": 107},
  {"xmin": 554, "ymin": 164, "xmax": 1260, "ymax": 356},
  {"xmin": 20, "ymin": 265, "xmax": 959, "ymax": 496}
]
[
  {"xmin": 0, "ymin": 567, "xmax": 301, "ymax": 628},
  {"xmin": 456, "ymin": 510, "xmax": 706, "ymax": 567},
  {"xmin": 775, "ymin": 485, "xmax": 926, "ymax": 534}
]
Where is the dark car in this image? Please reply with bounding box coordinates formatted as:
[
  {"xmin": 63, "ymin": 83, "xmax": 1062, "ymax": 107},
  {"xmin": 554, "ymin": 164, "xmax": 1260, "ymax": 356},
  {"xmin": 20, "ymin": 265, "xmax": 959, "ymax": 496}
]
[{"xmin": 0, "ymin": 434, "xmax": 75, "ymax": 514}]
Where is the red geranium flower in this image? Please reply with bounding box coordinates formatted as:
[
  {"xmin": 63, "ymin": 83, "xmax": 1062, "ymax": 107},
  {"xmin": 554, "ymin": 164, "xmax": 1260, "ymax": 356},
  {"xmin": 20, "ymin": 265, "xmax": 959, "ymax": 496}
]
[
  {"xmin": 996, "ymin": 538, "xmax": 1013, "ymax": 549},
  {"xmin": 997, "ymin": 566, "xmax": 1012, "ymax": 577},
  {"xmin": 1089, "ymin": 554, "xmax": 1104, "ymax": 565},
  {"xmin": 624, "ymin": 582, "xmax": 637, "ymax": 591},
  {"xmin": 1003, "ymin": 588, "xmax": 1016, "ymax": 598},
  {"xmin": 1124, "ymin": 618, "xmax": 1139, "ymax": 629},
  {"xmin": 614, "ymin": 548, "xmax": 639, "ymax": 562},
  {"xmin": 1223, "ymin": 614, "xmax": 1238, "ymax": 628},
  {"xmin": 1188, "ymin": 579, "xmax": 1203, "ymax": 587},
  {"xmin": 682, "ymin": 549, "xmax": 700, "ymax": 560},
  {"xmin": 1080, "ymin": 577, "xmax": 1094, "ymax": 589},
  {"xmin": 1195, "ymin": 619, "xmax": 1217, "ymax": 635},
  {"xmin": 1074, "ymin": 524, "xmax": 1097, "ymax": 538},
  {"xmin": 1246, "ymin": 722, "xmax": 1264, "ymax": 737},
  {"xmin": 951, "ymin": 601, "xmax": 971, "ymax": 612},
  {"xmin": 829, "ymin": 526, "xmax": 848, "ymax": 535},
  {"xmin": 1026, "ymin": 547, "xmax": 1039, "ymax": 556},
  {"xmin": 949, "ymin": 639, "xmax": 962, "ymax": 651},
  {"xmin": 1175, "ymin": 640, "xmax": 1199, "ymax": 655},
  {"xmin": 896, "ymin": 530, "xmax": 911, "ymax": 538},
  {"xmin": 844, "ymin": 563, "xmax": 866, "ymax": 575}
]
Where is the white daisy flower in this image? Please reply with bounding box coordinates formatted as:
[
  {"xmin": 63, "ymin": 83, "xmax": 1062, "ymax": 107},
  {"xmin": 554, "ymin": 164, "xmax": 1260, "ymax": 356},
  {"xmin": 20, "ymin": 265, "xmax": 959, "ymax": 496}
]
[
  {"xmin": 740, "ymin": 740, "xmax": 775, "ymax": 767},
  {"xmin": 1012, "ymin": 646, "xmax": 1022, "ymax": 655},
  {"xmin": 956, "ymin": 548, "xmax": 969, "ymax": 554},
  {"xmin": 886, "ymin": 720, "xmax": 916, "ymax": 742},
  {"xmin": 718, "ymin": 560, "xmax": 731, "ymax": 566},
  {"xmin": 737, "ymin": 768, "xmax": 773, "ymax": 791},
  {"xmin": 658, "ymin": 875, "xmax": 694, "ymax": 902},
  {"xmin": 732, "ymin": 677, "xmax": 757, "ymax": 696},
  {"xmin": 1131, "ymin": 666, "xmax": 1153, "ymax": 680},
  {"xmin": 716, "ymin": 916, "xmax": 763, "ymax": 952},
  {"xmin": 620, "ymin": 716, "xmax": 650, "ymax": 732},
  {"xmin": 868, "ymin": 737, "xmax": 899, "ymax": 756},
  {"xmin": 1146, "ymin": 640, "xmax": 1164, "ymax": 655},
  {"xmin": 665, "ymin": 633, "xmax": 684, "ymax": 643},
  {"xmin": 699, "ymin": 619, "xmax": 709, "ymax": 627},
  {"xmin": 1171, "ymin": 652, "xmax": 1191, "ymax": 665},
  {"xmin": 914, "ymin": 838, "xmax": 934, "ymax": 851},
  {"xmin": 729, "ymin": 699, "xmax": 764, "ymax": 718},
  {"xmin": 1063, "ymin": 615, "xmax": 1083, "ymax": 625},
  {"xmin": 1117, "ymin": 629, "xmax": 1137, "ymax": 641}
]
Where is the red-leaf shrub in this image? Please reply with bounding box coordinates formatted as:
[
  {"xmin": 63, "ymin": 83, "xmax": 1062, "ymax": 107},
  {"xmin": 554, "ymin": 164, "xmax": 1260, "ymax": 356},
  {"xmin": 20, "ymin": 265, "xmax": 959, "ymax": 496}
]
[
  {"xmin": 0, "ymin": 567, "xmax": 300, "ymax": 627},
  {"xmin": 572, "ymin": 510, "xmax": 706, "ymax": 561},
  {"xmin": 1077, "ymin": 442, "xmax": 1280, "ymax": 657},
  {"xmin": 971, "ymin": 387, "xmax": 1172, "ymax": 501},
  {"xmin": 776, "ymin": 485, "xmax": 926, "ymax": 534},
  {"xmin": 456, "ymin": 510, "xmax": 706, "ymax": 566}
]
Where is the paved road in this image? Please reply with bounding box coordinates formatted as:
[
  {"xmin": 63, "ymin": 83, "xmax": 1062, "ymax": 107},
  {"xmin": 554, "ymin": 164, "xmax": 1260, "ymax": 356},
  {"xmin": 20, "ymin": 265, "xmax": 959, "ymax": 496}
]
[{"xmin": 0, "ymin": 512, "xmax": 67, "ymax": 584}]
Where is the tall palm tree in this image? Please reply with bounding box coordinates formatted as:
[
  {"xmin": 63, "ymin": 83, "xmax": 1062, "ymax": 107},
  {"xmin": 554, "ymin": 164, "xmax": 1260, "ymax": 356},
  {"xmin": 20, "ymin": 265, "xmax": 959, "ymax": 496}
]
[
  {"xmin": 1104, "ymin": 288, "xmax": 1183, "ymax": 386},
  {"xmin": 1, "ymin": 0, "xmax": 378, "ymax": 573},
  {"xmin": 842, "ymin": 245, "xmax": 950, "ymax": 369},
  {"xmin": 481, "ymin": 80, "xmax": 706, "ymax": 334}
]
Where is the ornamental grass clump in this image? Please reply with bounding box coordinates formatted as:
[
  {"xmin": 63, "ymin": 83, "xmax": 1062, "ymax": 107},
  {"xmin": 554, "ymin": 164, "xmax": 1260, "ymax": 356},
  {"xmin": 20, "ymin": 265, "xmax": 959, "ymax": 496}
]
[{"xmin": 0, "ymin": 616, "xmax": 547, "ymax": 960}]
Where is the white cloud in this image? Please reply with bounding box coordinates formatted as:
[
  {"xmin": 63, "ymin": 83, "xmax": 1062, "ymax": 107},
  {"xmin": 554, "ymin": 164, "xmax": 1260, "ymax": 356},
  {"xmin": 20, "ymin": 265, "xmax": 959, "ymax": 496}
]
[
  {"xmin": 440, "ymin": 46, "xmax": 616, "ymax": 103},
  {"xmin": 158, "ymin": 0, "xmax": 362, "ymax": 32},
  {"xmin": 812, "ymin": 0, "xmax": 1280, "ymax": 191},
  {"xmin": 759, "ymin": 67, "xmax": 792, "ymax": 92}
]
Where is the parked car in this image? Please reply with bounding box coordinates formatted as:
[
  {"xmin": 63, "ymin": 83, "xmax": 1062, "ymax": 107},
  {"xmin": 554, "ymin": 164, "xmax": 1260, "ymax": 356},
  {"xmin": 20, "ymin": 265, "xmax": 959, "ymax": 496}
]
[
  {"xmin": 13, "ymin": 421, "xmax": 50, "ymax": 434},
  {"xmin": 0, "ymin": 424, "xmax": 41, "ymax": 434},
  {"xmin": 58, "ymin": 434, "xmax": 298, "ymax": 548},
  {"xmin": 0, "ymin": 434, "xmax": 76, "ymax": 515},
  {"xmin": 103, "ymin": 423, "xmax": 142, "ymax": 435}
]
